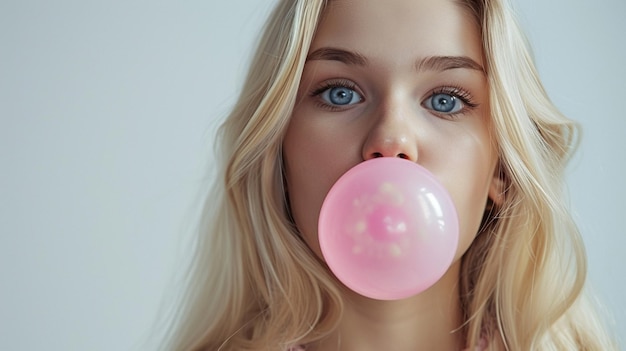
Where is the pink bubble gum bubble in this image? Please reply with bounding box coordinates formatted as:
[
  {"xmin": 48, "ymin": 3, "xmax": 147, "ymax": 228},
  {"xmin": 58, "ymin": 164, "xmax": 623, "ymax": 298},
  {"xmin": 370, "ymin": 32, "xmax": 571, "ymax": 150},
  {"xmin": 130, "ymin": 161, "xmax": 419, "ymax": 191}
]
[{"xmin": 318, "ymin": 158, "xmax": 459, "ymax": 300}]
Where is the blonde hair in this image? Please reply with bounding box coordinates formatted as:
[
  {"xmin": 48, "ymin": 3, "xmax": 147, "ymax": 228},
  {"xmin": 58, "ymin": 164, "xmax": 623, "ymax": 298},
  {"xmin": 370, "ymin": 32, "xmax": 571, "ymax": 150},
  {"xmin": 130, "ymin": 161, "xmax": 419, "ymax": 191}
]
[{"xmin": 159, "ymin": 0, "xmax": 617, "ymax": 350}]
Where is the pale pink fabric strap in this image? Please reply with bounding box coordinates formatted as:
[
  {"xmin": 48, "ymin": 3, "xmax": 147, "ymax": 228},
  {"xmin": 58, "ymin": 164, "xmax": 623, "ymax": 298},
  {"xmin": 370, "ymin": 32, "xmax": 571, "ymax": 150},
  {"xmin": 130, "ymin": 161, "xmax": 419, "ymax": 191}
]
[
  {"xmin": 288, "ymin": 338, "xmax": 487, "ymax": 351},
  {"xmin": 288, "ymin": 345, "xmax": 486, "ymax": 350}
]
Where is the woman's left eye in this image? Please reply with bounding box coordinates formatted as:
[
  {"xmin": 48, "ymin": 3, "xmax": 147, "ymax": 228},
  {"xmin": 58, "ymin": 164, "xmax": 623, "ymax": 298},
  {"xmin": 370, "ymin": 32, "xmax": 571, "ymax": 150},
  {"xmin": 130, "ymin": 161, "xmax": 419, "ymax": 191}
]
[
  {"xmin": 318, "ymin": 86, "xmax": 363, "ymax": 106},
  {"xmin": 423, "ymin": 93, "xmax": 464, "ymax": 114}
]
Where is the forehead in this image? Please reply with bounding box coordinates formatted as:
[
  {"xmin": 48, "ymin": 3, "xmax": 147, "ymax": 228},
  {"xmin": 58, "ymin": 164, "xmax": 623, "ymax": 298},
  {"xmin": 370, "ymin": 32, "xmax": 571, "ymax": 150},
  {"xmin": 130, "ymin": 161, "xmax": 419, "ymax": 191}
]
[{"xmin": 313, "ymin": 0, "xmax": 483, "ymax": 65}]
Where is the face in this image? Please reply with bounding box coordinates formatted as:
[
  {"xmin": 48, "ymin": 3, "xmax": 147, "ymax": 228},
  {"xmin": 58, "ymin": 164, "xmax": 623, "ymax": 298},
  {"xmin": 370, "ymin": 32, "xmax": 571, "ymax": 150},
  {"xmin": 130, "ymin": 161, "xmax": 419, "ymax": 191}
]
[{"xmin": 283, "ymin": 0, "xmax": 500, "ymax": 264}]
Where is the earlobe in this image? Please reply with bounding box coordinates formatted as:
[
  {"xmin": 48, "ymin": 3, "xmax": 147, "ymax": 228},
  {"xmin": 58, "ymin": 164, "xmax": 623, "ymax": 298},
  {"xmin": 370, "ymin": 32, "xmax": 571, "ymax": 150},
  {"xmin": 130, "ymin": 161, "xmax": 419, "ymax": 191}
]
[{"xmin": 488, "ymin": 167, "xmax": 506, "ymax": 207}]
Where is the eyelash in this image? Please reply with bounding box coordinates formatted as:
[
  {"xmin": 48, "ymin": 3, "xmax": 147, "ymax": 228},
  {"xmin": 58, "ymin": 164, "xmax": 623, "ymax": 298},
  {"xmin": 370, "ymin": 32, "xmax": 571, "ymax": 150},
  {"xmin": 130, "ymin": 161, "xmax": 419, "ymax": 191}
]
[
  {"xmin": 310, "ymin": 79, "xmax": 361, "ymax": 111},
  {"xmin": 309, "ymin": 80, "xmax": 479, "ymax": 116},
  {"xmin": 426, "ymin": 85, "xmax": 479, "ymax": 119}
]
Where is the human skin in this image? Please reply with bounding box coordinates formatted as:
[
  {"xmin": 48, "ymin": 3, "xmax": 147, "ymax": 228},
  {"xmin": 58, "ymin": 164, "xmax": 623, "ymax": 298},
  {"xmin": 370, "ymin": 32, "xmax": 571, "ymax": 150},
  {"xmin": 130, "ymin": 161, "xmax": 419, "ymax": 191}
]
[{"xmin": 282, "ymin": 0, "xmax": 501, "ymax": 349}]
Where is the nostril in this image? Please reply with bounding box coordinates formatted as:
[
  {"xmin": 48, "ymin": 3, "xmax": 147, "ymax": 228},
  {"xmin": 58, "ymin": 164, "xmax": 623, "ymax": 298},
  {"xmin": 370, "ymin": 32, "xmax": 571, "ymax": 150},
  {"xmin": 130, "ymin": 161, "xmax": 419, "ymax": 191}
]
[
  {"xmin": 373, "ymin": 152, "xmax": 384, "ymax": 158},
  {"xmin": 397, "ymin": 153, "xmax": 408, "ymax": 159}
]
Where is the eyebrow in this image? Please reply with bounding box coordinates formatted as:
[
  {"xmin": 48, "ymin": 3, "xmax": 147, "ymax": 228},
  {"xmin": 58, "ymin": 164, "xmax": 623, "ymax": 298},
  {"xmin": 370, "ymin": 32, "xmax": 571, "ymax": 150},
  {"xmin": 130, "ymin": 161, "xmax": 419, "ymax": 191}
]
[
  {"xmin": 416, "ymin": 55, "xmax": 485, "ymax": 73},
  {"xmin": 306, "ymin": 47, "xmax": 368, "ymax": 65},
  {"xmin": 306, "ymin": 47, "xmax": 485, "ymax": 73}
]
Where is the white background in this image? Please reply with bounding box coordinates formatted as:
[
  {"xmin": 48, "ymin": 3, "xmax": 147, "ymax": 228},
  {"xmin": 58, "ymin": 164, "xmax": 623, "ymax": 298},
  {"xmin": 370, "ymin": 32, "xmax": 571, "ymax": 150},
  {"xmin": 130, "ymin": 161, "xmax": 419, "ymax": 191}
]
[{"xmin": 1, "ymin": 0, "xmax": 624, "ymax": 350}]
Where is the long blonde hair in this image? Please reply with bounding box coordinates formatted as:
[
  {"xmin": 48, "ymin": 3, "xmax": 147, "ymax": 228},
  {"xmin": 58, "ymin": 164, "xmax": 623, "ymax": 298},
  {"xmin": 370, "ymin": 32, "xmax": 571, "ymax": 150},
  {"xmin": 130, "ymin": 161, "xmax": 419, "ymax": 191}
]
[{"xmin": 159, "ymin": 0, "xmax": 617, "ymax": 350}]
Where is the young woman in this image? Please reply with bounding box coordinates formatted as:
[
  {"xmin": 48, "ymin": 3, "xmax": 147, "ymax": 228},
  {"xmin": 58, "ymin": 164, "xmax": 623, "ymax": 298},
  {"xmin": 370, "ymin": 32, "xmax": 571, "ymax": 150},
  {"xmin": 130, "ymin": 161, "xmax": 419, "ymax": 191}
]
[{"xmin": 159, "ymin": 0, "xmax": 617, "ymax": 349}]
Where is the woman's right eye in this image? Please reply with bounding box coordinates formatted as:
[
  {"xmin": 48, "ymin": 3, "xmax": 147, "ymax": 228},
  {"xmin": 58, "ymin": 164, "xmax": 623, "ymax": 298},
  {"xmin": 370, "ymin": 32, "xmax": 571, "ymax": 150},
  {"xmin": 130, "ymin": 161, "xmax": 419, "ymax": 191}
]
[{"xmin": 314, "ymin": 84, "xmax": 363, "ymax": 107}]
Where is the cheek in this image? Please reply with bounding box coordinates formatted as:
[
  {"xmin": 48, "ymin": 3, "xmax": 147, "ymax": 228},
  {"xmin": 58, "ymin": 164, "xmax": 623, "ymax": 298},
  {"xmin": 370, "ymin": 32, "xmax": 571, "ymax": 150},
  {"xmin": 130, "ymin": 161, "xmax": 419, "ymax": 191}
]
[
  {"xmin": 442, "ymin": 143, "xmax": 496, "ymax": 260},
  {"xmin": 452, "ymin": 174, "xmax": 492, "ymax": 259},
  {"xmin": 282, "ymin": 118, "xmax": 359, "ymax": 257},
  {"xmin": 283, "ymin": 164, "xmax": 328, "ymax": 256}
]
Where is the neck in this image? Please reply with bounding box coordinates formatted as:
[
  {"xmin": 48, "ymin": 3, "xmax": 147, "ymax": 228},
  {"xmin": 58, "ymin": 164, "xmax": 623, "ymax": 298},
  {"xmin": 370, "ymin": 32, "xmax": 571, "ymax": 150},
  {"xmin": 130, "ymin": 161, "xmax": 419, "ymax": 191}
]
[{"xmin": 311, "ymin": 262, "xmax": 464, "ymax": 351}]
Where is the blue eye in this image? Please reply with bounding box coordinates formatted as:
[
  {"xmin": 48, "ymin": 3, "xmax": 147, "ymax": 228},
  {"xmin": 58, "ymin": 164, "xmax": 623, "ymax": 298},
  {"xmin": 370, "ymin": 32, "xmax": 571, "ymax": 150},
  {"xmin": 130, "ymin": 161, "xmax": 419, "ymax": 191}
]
[
  {"xmin": 424, "ymin": 93, "xmax": 464, "ymax": 114},
  {"xmin": 320, "ymin": 86, "xmax": 362, "ymax": 106}
]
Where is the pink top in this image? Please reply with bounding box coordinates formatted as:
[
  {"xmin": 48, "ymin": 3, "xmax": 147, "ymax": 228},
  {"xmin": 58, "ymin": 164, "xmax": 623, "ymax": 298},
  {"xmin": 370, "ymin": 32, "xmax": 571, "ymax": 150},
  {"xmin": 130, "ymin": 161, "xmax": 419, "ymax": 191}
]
[{"xmin": 287, "ymin": 338, "xmax": 488, "ymax": 351}]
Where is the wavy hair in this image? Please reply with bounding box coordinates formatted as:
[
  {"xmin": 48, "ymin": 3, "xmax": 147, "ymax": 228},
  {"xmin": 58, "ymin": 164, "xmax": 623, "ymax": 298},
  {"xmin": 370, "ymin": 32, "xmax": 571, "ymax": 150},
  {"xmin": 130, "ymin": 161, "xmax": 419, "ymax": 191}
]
[{"xmin": 159, "ymin": 0, "xmax": 617, "ymax": 350}]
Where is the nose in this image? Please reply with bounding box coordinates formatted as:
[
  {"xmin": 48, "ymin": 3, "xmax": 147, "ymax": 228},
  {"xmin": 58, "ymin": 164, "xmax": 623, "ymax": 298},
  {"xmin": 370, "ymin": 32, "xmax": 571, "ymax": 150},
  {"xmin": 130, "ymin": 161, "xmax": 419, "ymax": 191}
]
[{"xmin": 361, "ymin": 109, "xmax": 418, "ymax": 162}]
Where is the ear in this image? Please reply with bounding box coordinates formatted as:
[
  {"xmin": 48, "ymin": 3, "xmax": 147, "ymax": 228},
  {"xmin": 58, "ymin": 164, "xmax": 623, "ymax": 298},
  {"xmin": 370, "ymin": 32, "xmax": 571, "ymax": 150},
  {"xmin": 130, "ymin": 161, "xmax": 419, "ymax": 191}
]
[{"xmin": 488, "ymin": 166, "xmax": 506, "ymax": 207}]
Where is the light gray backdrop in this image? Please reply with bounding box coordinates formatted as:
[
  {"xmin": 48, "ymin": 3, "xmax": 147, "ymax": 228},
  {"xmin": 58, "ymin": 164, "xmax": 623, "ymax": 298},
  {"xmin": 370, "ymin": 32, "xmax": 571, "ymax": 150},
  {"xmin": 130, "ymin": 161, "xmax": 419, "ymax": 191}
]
[{"xmin": 1, "ymin": 0, "xmax": 624, "ymax": 350}]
